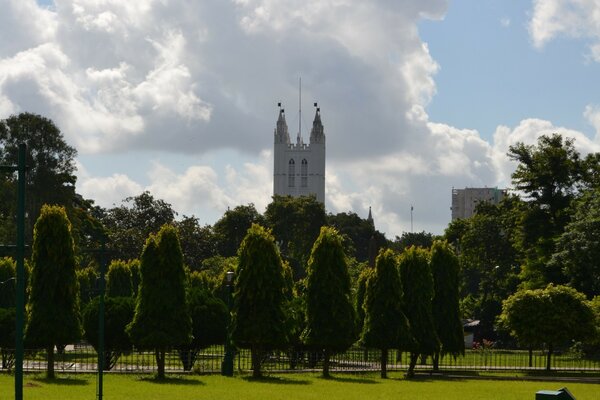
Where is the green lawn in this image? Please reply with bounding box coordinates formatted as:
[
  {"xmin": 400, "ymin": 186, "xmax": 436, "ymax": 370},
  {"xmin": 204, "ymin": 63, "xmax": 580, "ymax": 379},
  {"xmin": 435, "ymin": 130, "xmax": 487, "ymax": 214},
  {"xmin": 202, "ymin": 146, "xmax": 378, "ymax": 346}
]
[{"xmin": 0, "ymin": 373, "xmax": 598, "ymax": 400}]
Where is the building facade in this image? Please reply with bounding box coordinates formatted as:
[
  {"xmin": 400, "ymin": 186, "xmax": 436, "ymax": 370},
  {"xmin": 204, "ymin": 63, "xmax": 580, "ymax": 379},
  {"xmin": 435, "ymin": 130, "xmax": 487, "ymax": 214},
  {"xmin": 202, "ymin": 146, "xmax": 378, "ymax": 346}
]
[
  {"xmin": 273, "ymin": 105, "xmax": 325, "ymax": 203},
  {"xmin": 451, "ymin": 187, "xmax": 506, "ymax": 220}
]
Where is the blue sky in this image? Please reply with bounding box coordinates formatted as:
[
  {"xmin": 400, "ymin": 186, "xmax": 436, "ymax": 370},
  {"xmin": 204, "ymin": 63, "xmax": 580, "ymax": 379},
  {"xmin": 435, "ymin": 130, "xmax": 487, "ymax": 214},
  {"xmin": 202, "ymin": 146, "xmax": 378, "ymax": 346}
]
[{"xmin": 3, "ymin": 0, "xmax": 600, "ymax": 236}]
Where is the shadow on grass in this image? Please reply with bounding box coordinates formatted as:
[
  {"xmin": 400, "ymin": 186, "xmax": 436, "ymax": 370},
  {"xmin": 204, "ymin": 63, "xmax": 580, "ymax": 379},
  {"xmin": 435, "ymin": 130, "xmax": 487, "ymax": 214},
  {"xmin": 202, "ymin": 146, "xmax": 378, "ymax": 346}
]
[
  {"xmin": 138, "ymin": 376, "xmax": 205, "ymax": 386},
  {"xmin": 241, "ymin": 375, "xmax": 311, "ymax": 385},
  {"xmin": 320, "ymin": 375, "xmax": 379, "ymax": 384},
  {"xmin": 32, "ymin": 376, "xmax": 89, "ymax": 386}
]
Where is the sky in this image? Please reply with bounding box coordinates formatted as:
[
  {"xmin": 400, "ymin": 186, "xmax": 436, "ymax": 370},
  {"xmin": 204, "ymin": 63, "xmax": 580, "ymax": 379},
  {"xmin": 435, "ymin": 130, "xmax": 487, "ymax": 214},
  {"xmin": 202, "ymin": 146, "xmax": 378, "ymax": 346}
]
[{"xmin": 1, "ymin": 0, "xmax": 600, "ymax": 237}]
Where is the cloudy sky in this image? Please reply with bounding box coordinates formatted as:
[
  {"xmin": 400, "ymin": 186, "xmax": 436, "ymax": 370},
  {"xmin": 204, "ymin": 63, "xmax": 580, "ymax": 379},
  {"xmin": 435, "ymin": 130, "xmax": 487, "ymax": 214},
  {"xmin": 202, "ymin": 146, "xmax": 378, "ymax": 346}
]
[{"xmin": 2, "ymin": 0, "xmax": 600, "ymax": 237}]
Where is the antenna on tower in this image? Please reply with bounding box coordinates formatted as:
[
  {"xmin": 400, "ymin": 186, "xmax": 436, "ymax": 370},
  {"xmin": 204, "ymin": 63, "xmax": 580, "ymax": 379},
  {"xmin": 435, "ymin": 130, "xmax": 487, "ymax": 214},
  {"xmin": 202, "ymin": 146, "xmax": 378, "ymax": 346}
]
[{"xmin": 297, "ymin": 77, "xmax": 302, "ymax": 144}]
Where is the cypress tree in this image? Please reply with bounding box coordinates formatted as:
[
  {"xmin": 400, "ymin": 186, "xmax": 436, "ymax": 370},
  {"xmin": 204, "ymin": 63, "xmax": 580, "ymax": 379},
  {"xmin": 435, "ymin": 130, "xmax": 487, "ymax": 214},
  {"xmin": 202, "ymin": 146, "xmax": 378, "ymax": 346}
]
[
  {"xmin": 127, "ymin": 225, "xmax": 191, "ymax": 379},
  {"xmin": 430, "ymin": 240, "xmax": 464, "ymax": 371},
  {"xmin": 361, "ymin": 249, "xmax": 412, "ymax": 378},
  {"xmin": 25, "ymin": 205, "xmax": 82, "ymax": 379},
  {"xmin": 230, "ymin": 224, "xmax": 289, "ymax": 378},
  {"xmin": 106, "ymin": 260, "xmax": 134, "ymax": 298},
  {"xmin": 303, "ymin": 226, "xmax": 357, "ymax": 378},
  {"xmin": 399, "ymin": 246, "xmax": 440, "ymax": 377}
]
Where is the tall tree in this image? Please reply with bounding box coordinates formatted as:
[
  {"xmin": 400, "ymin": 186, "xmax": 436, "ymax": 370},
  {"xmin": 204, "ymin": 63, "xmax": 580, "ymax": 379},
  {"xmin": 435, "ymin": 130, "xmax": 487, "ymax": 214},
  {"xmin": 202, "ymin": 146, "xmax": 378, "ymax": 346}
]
[
  {"xmin": 175, "ymin": 215, "xmax": 217, "ymax": 269},
  {"xmin": 230, "ymin": 224, "xmax": 289, "ymax": 378},
  {"xmin": 25, "ymin": 205, "xmax": 82, "ymax": 379},
  {"xmin": 264, "ymin": 195, "xmax": 326, "ymax": 279},
  {"xmin": 213, "ymin": 204, "xmax": 264, "ymax": 257},
  {"xmin": 106, "ymin": 260, "xmax": 134, "ymax": 298},
  {"xmin": 327, "ymin": 211, "xmax": 387, "ymax": 263},
  {"xmin": 127, "ymin": 225, "xmax": 191, "ymax": 379},
  {"xmin": 361, "ymin": 249, "xmax": 412, "ymax": 378},
  {"xmin": 430, "ymin": 241, "xmax": 464, "ymax": 371},
  {"xmin": 303, "ymin": 226, "xmax": 357, "ymax": 378},
  {"xmin": 399, "ymin": 246, "xmax": 440, "ymax": 377}
]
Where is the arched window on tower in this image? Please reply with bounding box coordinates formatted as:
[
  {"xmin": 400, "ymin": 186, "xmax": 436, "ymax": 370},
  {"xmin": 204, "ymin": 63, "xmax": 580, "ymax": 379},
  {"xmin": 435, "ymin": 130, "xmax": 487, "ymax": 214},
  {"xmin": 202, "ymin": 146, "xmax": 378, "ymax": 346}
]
[
  {"xmin": 288, "ymin": 159, "xmax": 295, "ymax": 187},
  {"xmin": 301, "ymin": 159, "xmax": 308, "ymax": 188}
]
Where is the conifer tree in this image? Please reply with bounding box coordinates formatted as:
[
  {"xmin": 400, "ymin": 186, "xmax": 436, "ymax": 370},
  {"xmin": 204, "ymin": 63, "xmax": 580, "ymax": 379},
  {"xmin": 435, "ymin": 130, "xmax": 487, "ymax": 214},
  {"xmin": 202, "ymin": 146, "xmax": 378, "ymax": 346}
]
[
  {"xmin": 25, "ymin": 205, "xmax": 82, "ymax": 379},
  {"xmin": 106, "ymin": 260, "xmax": 134, "ymax": 298},
  {"xmin": 399, "ymin": 246, "xmax": 440, "ymax": 377},
  {"xmin": 303, "ymin": 226, "xmax": 357, "ymax": 378},
  {"xmin": 430, "ymin": 240, "xmax": 464, "ymax": 371},
  {"xmin": 230, "ymin": 224, "xmax": 289, "ymax": 378},
  {"xmin": 361, "ymin": 249, "xmax": 412, "ymax": 378},
  {"xmin": 127, "ymin": 225, "xmax": 191, "ymax": 379}
]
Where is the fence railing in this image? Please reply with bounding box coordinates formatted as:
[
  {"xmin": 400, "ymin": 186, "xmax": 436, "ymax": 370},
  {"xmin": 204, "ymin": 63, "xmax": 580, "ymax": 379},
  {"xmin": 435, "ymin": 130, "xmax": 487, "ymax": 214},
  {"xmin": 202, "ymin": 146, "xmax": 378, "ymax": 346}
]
[{"xmin": 1, "ymin": 345, "xmax": 599, "ymax": 374}]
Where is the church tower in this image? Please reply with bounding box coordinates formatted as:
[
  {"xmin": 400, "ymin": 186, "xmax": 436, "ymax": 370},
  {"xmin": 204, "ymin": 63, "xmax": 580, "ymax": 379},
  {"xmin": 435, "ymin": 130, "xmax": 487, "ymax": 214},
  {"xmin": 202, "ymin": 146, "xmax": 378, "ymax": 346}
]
[{"xmin": 273, "ymin": 103, "xmax": 325, "ymax": 203}]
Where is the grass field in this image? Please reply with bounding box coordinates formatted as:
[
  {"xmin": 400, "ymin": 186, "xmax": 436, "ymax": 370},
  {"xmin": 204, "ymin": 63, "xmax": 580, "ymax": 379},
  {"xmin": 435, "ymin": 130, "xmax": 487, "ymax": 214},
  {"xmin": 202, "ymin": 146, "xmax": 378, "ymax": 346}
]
[{"xmin": 0, "ymin": 373, "xmax": 599, "ymax": 400}]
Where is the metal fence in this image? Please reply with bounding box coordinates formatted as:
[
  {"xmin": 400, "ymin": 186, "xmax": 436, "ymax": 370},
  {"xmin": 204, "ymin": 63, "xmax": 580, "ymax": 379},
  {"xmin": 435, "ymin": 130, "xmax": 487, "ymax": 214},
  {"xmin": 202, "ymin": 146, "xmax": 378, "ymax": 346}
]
[{"xmin": 1, "ymin": 344, "xmax": 599, "ymax": 374}]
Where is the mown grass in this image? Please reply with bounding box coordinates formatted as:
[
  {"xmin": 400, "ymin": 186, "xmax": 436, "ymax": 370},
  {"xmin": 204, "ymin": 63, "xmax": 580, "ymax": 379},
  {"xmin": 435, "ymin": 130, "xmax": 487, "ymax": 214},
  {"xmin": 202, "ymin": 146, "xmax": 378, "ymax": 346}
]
[{"xmin": 0, "ymin": 372, "xmax": 598, "ymax": 400}]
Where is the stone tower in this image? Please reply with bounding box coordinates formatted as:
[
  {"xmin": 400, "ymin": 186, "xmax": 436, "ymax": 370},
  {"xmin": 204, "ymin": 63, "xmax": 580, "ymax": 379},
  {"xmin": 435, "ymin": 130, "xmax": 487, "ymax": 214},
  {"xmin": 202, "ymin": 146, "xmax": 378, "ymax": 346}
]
[{"xmin": 273, "ymin": 103, "xmax": 325, "ymax": 203}]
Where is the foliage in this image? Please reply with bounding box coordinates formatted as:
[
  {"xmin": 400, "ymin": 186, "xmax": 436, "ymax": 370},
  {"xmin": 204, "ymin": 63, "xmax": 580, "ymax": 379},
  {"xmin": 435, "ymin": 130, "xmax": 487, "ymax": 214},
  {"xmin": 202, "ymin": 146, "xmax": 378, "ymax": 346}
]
[
  {"xmin": 175, "ymin": 215, "xmax": 216, "ymax": 269},
  {"xmin": 25, "ymin": 205, "xmax": 82, "ymax": 378},
  {"xmin": 430, "ymin": 241, "xmax": 464, "ymax": 360},
  {"xmin": 303, "ymin": 226, "xmax": 357, "ymax": 377},
  {"xmin": 361, "ymin": 249, "xmax": 412, "ymax": 378},
  {"xmin": 127, "ymin": 225, "xmax": 191, "ymax": 378},
  {"xmin": 230, "ymin": 224, "xmax": 289, "ymax": 377},
  {"xmin": 0, "ymin": 257, "xmax": 15, "ymax": 308},
  {"xmin": 106, "ymin": 260, "xmax": 134, "ymax": 298},
  {"xmin": 213, "ymin": 204, "xmax": 264, "ymax": 257},
  {"xmin": 77, "ymin": 266, "xmax": 98, "ymax": 306},
  {"xmin": 499, "ymin": 285, "xmax": 596, "ymax": 369},
  {"xmin": 264, "ymin": 195, "xmax": 326, "ymax": 280},
  {"xmin": 327, "ymin": 211, "xmax": 388, "ymax": 263},
  {"xmin": 82, "ymin": 296, "xmax": 134, "ymax": 370},
  {"xmin": 392, "ymin": 231, "xmax": 436, "ymax": 252},
  {"xmin": 399, "ymin": 246, "xmax": 440, "ymax": 376},
  {"xmin": 354, "ymin": 266, "xmax": 374, "ymax": 335}
]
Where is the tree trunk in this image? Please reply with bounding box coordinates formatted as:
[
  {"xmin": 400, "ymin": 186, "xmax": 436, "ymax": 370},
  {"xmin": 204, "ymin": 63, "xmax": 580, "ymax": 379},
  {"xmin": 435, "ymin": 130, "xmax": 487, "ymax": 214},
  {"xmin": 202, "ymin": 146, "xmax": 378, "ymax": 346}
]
[
  {"xmin": 433, "ymin": 351, "xmax": 440, "ymax": 372},
  {"xmin": 546, "ymin": 343, "xmax": 553, "ymax": 371},
  {"xmin": 251, "ymin": 347, "xmax": 262, "ymax": 378},
  {"xmin": 380, "ymin": 348, "xmax": 388, "ymax": 379},
  {"xmin": 323, "ymin": 349, "xmax": 330, "ymax": 378},
  {"xmin": 155, "ymin": 348, "xmax": 165, "ymax": 379},
  {"xmin": 407, "ymin": 352, "xmax": 418, "ymax": 378},
  {"xmin": 528, "ymin": 346, "xmax": 533, "ymax": 368},
  {"xmin": 47, "ymin": 345, "xmax": 55, "ymax": 379}
]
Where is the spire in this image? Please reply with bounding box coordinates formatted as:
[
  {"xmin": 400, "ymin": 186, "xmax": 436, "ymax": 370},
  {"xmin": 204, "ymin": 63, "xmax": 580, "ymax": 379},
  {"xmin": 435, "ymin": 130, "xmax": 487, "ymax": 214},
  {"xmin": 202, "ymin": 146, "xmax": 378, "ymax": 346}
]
[
  {"xmin": 309, "ymin": 103, "xmax": 324, "ymax": 144},
  {"xmin": 367, "ymin": 206, "xmax": 374, "ymax": 228},
  {"xmin": 274, "ymin": 105, "xmax": 290, "ymax": 144}
]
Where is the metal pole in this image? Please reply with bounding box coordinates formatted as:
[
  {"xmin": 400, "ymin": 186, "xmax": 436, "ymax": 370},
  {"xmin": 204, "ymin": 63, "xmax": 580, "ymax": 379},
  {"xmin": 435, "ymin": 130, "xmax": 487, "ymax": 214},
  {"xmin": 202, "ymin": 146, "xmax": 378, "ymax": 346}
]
[
  {"xmin": 15, "ymin": 143, "xmax": 26, "ymax": 400},
  {"xmin": 97, "ymin": 241, "xmax": 106, "ymax": 400}
]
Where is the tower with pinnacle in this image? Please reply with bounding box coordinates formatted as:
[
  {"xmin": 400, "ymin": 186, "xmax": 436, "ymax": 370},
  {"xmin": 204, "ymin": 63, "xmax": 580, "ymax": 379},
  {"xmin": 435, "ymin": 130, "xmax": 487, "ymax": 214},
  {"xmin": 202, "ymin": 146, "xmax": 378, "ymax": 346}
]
[{"xmin": 273, "ymin": 103, "xmax": 325, "ymax": 203}]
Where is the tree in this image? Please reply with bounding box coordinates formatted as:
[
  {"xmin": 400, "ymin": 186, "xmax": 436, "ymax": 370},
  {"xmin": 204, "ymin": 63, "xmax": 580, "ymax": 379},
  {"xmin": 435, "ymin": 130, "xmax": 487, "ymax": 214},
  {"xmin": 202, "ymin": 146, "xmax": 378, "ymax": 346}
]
[
  {"xmin": 0, "ymin": 258, "xmax": 16, "ymax": 369},
  {"xmin": 106, "ymin": 260, "xmax": 134, "ymax": 298},
  {"xmin": 101, "ymin": 192, "xmax": 176, "ymax": 261},
  {"xmin": 82, "ymin": 296, "xmax": 134, "ymax": 370},
  {"xmin": 175, "ymin": 216, "xmax": 216, "ymax": 269},
  {"xmin": 327, "ymin": 212, "xmax": 388, "ymax": 263},
  {"xmin": 76, "ymin": 266, "xmax": 98, "ymax": 306},
  {"xmin": 213, "ymin": 204, "xmax": 264, "ymax": 257},
  {"xmin": 127, "ymin": 225, "xmax": 192, "ymax": 379},
  {"xmin": 0, "ymin": 113, "xmax": 77, "ymax": 243},
  {"xmin": 399, "ymin": 246, "xmax": 440, "ymax": 377},
  {"xmin": 230, "ymin": 224, "xmax": 289, "ymax": 378},
  {"xmin": 264, "ymin": 195, "xmax": 326, "ymax": 280},
  {"xmin": 430, "ymin": 241, "xmax": 464, "ymax": 371},
  {"xmin": 550, "ymin": 188, "xmax": 600, "ymax": 298},
  {"xmin": 392, "ymin": 231, "xmax": 436, "ymax": 252},
  {"xmin": 500, "ymin": 285, "xmax": 595, "ymax": 370},
  {"xmin": 25, "ymin": 205, "xmax": 82, "ymax": 379},
  {"xmin": 0, "ymin": 257, "xmax": 16, "ymax": 308},
  {"xmin": 508, "ymin": 134, "xmax": 584, "ymax": 287},
  {"xmin": 361, "ymin": 249, "xmax": 412, "ymax": 378},
  {"xmin": 303, "ymin": 226, "xmax": 357, "ymax": 378}
]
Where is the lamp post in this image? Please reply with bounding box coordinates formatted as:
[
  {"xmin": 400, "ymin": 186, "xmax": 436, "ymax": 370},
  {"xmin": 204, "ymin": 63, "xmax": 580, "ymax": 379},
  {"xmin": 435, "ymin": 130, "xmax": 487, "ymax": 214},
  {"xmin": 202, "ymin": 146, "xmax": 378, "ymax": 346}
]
[{"xmin": 221, "ymin": 270, "xmax": 235, "ymax": 376}]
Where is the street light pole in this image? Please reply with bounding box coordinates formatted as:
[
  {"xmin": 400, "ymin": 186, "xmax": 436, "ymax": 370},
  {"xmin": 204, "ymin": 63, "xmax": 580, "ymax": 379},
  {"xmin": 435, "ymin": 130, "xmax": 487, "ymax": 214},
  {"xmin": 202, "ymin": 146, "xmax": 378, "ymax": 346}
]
[
  {"xmin": 15, "ymin": 144, "xmax": 26, "ymax": 400},
  {"xmin": 221, "ymin": 271, "xmax": 235, "ymax": 376}
]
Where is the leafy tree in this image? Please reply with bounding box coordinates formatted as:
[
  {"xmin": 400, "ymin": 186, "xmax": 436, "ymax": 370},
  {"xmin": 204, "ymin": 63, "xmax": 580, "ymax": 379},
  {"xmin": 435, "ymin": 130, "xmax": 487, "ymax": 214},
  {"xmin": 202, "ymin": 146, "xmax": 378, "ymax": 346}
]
[
  {"xmin": 213, "ymin": 204, "xmax": 264, "ymax": 257},
  {"xmin": 399, "ymin": 246, "xmax": 440, "ymax": 377},
  {"xmin": 500, "ymin": 285, "xmax": 595, "ymax": 370},
  {"xmin": 106, "ymin": 260, "xmax": 134, "ymax": 298},
  {"xmin": 508, "ymin": 134, "xmax": 584, "ymax": 287},
  {"xmin": 25, "ymin": 205, "xmax": 82, "ymax": 379},
  {"xmin": 76, "ymin": 266, "xmax": 98, "ymax": 306},
  {"xmin": 82, "ymin": 296, "xmax": 134, "ymax": 370},
  {"xmin": 303, "ymin": 226, "xmax": 357, "ymax": 378},
  {"xmin": 392, "ymin": 231, "xmax": 436, "ymax": 252},
  {"xmin": 175, "ymin": 216, "xmax": 216, "ymax": 269},
  {"xmin": 430, "ymin": 241, "xmax": 464, "ymax": 371},
  {"xmin": 127, "ymin": 225, "xmax": 191, "ymax": 379},
  {"xmin": 550, "ymin": 188, "xmax": 600, "ymax": 297},
  {"xmin": 0, "ymin": 257, "xmax": 15, "ymax": 308},
  {"xmin": 178, "ymin": 287, "xmax": 229, "ymax": 371},
  {"xmin": 327, "ymin": 212, "xmax": 388, "ymax": 263},
  {"xmin": 361, "ymin": 249, "xmax": 412, "ymax": 378},
  {"xmin": 230, "ymin": 224, "xmax": 289, "ymax": 378},
  {"xmin": 354, "ymin": 267, "xmax": 374, "ymax": 336},
  {"xmin": 0, "ymin": 307, "xmax": 15, "ymax": 369},
  {"xmin": 101, "ymin": 192, "xmax": 176, "ymax": 261},
  {"xmin": 264, "ymin": 195, "xmax": 326, "ymax": 280}
]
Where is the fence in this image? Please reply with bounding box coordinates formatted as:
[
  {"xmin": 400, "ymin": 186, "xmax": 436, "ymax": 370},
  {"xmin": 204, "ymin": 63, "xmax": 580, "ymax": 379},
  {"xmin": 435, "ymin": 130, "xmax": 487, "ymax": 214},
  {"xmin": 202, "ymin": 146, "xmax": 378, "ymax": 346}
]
[{"xmin": 1, "ymin": 344, "xmax": 599, "ymax": 374}]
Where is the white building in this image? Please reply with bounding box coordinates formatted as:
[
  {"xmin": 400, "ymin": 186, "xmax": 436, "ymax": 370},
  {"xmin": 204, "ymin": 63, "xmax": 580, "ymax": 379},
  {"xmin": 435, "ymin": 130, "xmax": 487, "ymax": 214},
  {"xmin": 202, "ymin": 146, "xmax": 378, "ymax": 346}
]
[
  {"xmin": 451, "ymin": 187, "xmax": 506, "ymax": 220},
  {"xmin": 273, "ymin": 104, "xmax": 325, "ymax": 203}
]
